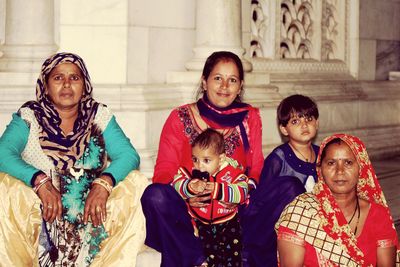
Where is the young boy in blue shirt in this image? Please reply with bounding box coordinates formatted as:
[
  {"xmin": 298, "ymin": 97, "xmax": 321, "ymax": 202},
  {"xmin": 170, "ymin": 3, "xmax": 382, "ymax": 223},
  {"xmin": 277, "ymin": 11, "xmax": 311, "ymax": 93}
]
[
  {"xmin": 260, "ymin": 94, "xmax": 319, "ymax": 190},
  {"xmin": 241, "ymin": 94, "xmax": 320, "ymax": 267}
]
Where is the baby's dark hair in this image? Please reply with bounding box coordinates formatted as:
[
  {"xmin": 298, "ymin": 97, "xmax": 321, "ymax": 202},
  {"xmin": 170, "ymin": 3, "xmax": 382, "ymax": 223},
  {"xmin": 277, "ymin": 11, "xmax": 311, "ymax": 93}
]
[
  {"xmin": 277, "ymin": 94, "xmax": 319, "ymax": 126},
  {"xmin": 192, "ymin": 128, "xmax": 225, "ymax": 155}
]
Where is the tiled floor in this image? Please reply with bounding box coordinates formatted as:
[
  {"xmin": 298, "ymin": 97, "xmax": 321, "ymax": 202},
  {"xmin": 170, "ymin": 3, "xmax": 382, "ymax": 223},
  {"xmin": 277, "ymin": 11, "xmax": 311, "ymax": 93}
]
[{"xmin": 372, "ymin": 156, "xmax": 400, "ymax": 237}]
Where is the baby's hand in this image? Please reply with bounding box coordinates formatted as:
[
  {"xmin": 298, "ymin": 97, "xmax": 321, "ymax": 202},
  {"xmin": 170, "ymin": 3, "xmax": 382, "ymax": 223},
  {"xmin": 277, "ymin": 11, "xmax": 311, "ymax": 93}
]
[
  {"xmin": 204, "ymin": 182, "xmax": 215, "ymax": 193},
  {"xmin": 188, "ymin": 179, "xmax": 206, "ymax": 194}
]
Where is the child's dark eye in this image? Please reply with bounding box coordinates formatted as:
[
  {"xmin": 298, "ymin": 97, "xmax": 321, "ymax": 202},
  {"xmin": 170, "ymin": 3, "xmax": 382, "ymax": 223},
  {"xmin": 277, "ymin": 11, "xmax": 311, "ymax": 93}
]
[
  {"xmin": 229, "ymin": 78, "xmax": 237, "ymax": 83},
  {"xmin": 192, "ymin": 157, "xmax": 198, "ymax": 163},
  {"xmin": 291, "ymin": 119, "xmax": 299, "ymax": 125},
  {"xmin": 204, "ymin": 159, "xmax": 211, "ymax": 164},
  {"xmin": 306, "ymin": 117, "xmax": 314, "ymax": 122}
]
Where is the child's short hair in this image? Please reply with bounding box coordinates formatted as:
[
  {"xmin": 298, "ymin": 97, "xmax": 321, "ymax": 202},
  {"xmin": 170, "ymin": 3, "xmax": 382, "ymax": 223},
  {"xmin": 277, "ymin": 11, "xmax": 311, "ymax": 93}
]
[
  {"xmin": 192, "ymin": 128, "xmax": 225, "ymax": 155},
  {"xmin": 277, "ymin": 94, "xmax": 319, "ymax": 126}
]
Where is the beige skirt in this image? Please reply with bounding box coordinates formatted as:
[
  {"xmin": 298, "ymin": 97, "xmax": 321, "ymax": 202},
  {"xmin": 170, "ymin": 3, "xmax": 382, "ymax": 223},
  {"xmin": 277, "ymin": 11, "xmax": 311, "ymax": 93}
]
[{"xmin": 0, "ymin": 171, "xmax": 149, "ymax": 267}]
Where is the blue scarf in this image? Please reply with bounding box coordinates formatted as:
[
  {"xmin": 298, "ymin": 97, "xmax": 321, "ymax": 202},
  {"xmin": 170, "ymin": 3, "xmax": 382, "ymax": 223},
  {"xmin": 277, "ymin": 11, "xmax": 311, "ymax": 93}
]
[{"xmin": 196, "ymin": 94, "xmax": 250, "ymax": 152}]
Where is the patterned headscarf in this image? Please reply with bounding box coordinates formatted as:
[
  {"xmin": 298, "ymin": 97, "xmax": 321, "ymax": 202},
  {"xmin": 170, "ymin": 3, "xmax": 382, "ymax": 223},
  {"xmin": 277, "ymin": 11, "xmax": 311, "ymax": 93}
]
[
  {"xmin": 20, "ymin": 52, "xmax": 101, "ymax": 170},
  {"xmin": 314, "ymin": 133, "xmax": 395, "ymax": 265}
]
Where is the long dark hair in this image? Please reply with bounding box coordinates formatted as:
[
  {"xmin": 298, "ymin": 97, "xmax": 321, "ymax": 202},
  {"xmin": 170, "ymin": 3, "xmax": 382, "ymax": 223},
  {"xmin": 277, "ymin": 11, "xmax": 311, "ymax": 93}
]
[{"xmin": 195, "ymin": 51, "xmax": 244, "ymax": 101}]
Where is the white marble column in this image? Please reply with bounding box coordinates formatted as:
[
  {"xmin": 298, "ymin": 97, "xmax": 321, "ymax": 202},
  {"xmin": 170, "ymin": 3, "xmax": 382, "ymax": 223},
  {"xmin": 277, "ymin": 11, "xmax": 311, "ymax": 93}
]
[
  {"xmin": 185, "ymin": 0, "xmax": 252, "ymax": 71},
  {"xmin": 0, "ymin": 0, "xmax": 5, "ymax": 55},
  {"xmin": 0, "ymin": 0, "xmax": 57, "ymax": 73}
]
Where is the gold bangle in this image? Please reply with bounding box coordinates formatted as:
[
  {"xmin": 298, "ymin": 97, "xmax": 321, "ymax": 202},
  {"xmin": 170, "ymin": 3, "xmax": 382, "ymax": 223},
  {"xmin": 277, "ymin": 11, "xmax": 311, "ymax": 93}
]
[
  {"xmin": 33, "ymin": 176, "xmax": 52, "ymax": 193},
  {"xmin": 92, "ymin": 178, "xmax": 113, "ymax": 194}
]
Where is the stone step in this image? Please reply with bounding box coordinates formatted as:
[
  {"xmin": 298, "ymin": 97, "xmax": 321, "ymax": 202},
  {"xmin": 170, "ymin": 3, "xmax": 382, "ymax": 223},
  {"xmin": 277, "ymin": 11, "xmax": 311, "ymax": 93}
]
[
  {"xmin": 368, "ymin": 157, "xmax": 400, "ymax": 238},
  {"xmin": 136, "ymin": 246, "xmax": 161, "ymax": 267}
]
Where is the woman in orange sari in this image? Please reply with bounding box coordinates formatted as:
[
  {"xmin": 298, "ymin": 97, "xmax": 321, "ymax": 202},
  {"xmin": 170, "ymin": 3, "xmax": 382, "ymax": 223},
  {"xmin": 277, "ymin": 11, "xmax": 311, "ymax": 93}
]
[{"xmin": 276, "ymin": 134, "xmax": 399, "ymax": 266}]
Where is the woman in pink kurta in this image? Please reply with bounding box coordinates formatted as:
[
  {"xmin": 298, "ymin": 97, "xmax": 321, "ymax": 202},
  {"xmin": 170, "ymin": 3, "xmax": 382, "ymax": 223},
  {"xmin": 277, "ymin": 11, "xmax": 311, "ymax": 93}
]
[
  {"xmin": 141, "ymin": 51, "xmax": 263, "ymax": 267},
  {"xmin": 153, "ymin": 100, "xmax": 263, "ymax": 185}
]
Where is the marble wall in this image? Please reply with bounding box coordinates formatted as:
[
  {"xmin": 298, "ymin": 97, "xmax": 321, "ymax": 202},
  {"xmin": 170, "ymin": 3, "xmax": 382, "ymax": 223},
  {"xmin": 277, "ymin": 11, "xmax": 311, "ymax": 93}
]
[
  {"xmin": 58, "ymin": 0, "xmax": 129, "ymax": 84},
  {"xmin": 57, "ymin": 0, "xmax": 196, "ymax": 84},
  {"xmin": 1, "ymin": 0, "xmax": 400, "ymax": 177},
  {"xmin": 0, "ymin": 0, "xmax": 398, "ymax": 83},
  {"xmin": 127, "ymin": 0, "xmax": 195, "ymax": 84},
  {"xmin": 376, "ymin": 40, "xmax": 400, "ymax": 80},
  {"xmin": 359, "ymin": 0, "xmax": 400, "ymax": 80}
]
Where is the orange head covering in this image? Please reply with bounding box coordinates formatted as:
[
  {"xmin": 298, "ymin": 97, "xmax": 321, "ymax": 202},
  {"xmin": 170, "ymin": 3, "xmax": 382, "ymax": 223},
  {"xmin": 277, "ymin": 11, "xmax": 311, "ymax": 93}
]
[{"xmin": 314, "ymin": 133, "xmax": 396, "ymax": 264}]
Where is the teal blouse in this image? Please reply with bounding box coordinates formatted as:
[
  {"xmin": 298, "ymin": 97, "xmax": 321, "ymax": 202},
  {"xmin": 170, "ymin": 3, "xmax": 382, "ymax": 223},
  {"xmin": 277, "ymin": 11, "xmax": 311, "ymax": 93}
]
[{"xmin": 0, "ymin": 113, "xmax": 140, "ymax": 186}]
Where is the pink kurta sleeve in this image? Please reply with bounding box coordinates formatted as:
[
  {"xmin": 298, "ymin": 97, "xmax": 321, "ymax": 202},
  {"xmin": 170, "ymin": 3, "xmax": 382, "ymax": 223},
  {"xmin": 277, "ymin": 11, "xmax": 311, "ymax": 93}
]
[{"xmin": 153, "ymin": 109, "xmax": 191, "ymax": 184}]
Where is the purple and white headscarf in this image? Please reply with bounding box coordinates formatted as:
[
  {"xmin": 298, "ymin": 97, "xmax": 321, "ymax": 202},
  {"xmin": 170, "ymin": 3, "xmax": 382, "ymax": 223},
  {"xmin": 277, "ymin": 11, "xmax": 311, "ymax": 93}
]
[{"xmin": 20, "ymin": 52, "xmax": 102, "ymax": 170}]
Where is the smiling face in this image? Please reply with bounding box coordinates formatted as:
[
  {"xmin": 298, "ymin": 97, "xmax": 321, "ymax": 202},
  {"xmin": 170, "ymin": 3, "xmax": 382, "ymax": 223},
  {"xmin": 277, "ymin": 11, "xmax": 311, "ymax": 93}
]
[
  {"xmin": 192, "ymin": 145, "xmax": 224, "ymax": 175},
  {"xmin": 202, "ymin": 59, "xmax": 243, "ymax": 108},
  {"xmin": 46, "ymin": 63, "xmax": 84, "ymax": 112},
  {"xmin": 279, "ymin": 113, "xmax": 319, "ymax": 145},
  {"xmin": 319, "ymin": 141, "xmax": 359, "ymax": 196}
]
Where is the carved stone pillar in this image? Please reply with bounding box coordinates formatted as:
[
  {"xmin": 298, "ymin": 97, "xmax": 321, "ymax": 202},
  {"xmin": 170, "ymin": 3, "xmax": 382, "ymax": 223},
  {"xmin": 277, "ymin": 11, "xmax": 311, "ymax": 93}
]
[
  {"xmin": 0, "ymin": 0, "xmax": 57, "ymax": 73},
  {"xmin": 185, "ymin": 0, "xmax": 251, "ymax": 71}
]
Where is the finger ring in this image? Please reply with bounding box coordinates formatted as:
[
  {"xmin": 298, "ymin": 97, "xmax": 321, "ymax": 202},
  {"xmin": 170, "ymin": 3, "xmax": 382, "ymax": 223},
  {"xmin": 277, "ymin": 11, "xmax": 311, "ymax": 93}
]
[
  {"xmin": 48, "ymin": 205, "xmax": 53, "ymax": 209},
  {"xmin": 96, "ymin": 206, "xmax": 101, "ymax": 213}
]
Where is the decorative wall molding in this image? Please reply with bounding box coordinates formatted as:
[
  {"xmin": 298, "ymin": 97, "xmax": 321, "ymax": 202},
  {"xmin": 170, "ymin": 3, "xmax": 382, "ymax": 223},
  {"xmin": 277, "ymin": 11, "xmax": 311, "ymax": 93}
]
[
  {"xmin": 251, "ymin": 58, "xmax": 348, "ymax": 73},
  {"xmin": 2, "ymin": 80, "xmax": 399, "ymax": 165},
  {"xmin": 272, "ymin": 80, "xmax": 365, "ymax": 101}
]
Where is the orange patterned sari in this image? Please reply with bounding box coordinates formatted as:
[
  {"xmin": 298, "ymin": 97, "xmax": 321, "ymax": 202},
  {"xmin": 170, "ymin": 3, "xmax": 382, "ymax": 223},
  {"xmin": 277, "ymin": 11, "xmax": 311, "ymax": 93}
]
[{"xmin": 276, "ymin": 134, "xmax": 399, "ymax": 266}]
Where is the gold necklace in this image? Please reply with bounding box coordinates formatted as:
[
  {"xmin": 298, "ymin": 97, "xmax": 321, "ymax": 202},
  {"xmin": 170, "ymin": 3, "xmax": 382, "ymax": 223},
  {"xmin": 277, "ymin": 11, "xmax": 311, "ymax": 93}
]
[{"xmin": 289, "ymin": 143, "xmax": 314, "ymax": 162}]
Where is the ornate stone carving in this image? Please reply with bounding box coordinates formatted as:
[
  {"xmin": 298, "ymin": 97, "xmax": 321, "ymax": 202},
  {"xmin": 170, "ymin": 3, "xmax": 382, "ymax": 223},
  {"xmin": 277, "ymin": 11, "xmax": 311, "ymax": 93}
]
[
  {"xmin": 250, "ymin": 0, "xmax": 267, "ymax": 57},
  {"xmin": 322, "ymin": 0, "xmax": 339, "ymax": 60},
  {"xmin": 247, "ymin": 0, "xmax": 357, "ymax": 75},
  {"xmin": 280, "ymin": 0, "xmax": 313, "ymax": 59}
]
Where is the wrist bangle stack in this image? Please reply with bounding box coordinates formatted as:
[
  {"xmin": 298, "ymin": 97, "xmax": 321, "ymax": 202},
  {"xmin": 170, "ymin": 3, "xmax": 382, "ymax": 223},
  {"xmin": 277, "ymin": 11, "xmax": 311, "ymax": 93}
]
[
  {"xmin": 92, "ymin": 178, "xmax": 113, "ymax": 194},
  {"xmin": 33, "ymin": 176, "xmax": 52, "ymax": 193}
]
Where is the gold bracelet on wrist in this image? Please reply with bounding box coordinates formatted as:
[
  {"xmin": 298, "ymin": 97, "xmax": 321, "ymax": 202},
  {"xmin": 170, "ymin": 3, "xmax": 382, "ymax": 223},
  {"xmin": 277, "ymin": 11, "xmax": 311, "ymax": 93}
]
[
  {"xmin": 33, "ymin": 176, "xmax": 52, "ymax": 193},
  {"xmin": 34, "ymin": 173, "xmax": 47, "ymax": 186},
  {"xmin": 92, "ymin": 178, "xmax": 113, "ymax": 194}
]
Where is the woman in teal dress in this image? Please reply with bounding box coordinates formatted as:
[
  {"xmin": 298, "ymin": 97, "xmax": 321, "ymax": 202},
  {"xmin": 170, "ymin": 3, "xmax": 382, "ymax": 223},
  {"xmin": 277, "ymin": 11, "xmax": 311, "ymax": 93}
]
[{"xmin": 0, "ymin": 52, "xmax": 148, "ymax": 266}]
